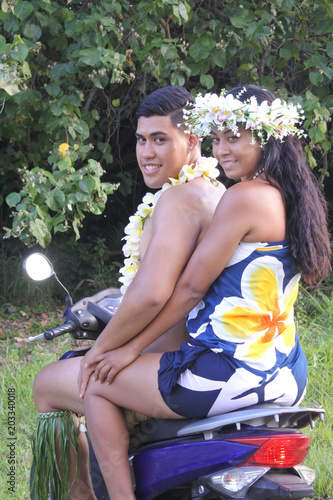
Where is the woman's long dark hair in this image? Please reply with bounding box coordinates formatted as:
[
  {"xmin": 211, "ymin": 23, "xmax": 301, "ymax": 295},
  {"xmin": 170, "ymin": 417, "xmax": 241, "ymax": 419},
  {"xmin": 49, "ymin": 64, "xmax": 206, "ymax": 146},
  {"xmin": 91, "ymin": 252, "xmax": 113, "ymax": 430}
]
[{"xmin": 226, "ymin": 85, "xmax": 331, "ymax": 285}]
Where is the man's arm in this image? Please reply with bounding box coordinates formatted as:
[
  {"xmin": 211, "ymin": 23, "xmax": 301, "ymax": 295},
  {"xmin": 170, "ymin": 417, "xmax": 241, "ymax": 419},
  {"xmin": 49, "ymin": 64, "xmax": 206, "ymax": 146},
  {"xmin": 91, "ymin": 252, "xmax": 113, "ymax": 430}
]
[
  {"xmin": 78, "ymin": 185, "xmax": 207, "ymax": 396},
  {"xmin": 88, "ymin": 184, "xmax": 205, "ymax": 354}
]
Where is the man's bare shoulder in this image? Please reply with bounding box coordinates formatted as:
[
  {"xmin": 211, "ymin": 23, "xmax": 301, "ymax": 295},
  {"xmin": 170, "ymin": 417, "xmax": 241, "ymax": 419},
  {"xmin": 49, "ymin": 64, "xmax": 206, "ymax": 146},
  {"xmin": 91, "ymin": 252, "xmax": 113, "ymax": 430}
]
[{"xmin": 158, "ymin": 178, "xmax": 226, "ymax": 210}]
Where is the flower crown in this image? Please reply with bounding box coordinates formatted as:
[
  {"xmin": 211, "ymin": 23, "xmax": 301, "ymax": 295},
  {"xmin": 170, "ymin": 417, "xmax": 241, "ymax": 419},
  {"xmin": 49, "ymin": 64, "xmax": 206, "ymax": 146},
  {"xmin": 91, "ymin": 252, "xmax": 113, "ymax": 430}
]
[{"xmin": 183, "ymin": 88, "xmax": 306, "ymax": 145}]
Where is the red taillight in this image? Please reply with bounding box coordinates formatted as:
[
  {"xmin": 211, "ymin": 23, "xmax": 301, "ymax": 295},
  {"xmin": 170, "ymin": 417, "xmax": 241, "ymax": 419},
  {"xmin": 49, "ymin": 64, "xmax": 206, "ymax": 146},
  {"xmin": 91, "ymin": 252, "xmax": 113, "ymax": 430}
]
[{"xmin": 228, "ymin": 434, "xmax": 311, "ymax": 468}]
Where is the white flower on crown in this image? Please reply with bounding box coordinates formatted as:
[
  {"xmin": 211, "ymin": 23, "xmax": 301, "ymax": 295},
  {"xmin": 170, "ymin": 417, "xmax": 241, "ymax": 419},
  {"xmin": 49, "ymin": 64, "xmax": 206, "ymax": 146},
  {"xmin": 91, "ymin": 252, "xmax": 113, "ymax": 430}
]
[
  {"xmin": 183, "ymin": 89, "xmax": 306, "ymax": 145},
  {"xmin": 118, "ymin": 157, "xmax": 220, "ymax": 294}
]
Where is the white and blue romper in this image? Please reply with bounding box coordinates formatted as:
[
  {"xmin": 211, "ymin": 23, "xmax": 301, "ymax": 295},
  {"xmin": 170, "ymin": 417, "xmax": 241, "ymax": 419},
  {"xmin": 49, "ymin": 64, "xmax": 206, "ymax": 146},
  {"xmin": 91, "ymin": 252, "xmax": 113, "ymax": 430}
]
[{"xmin": 158, "ymin": 241, "xmax": 308, "ymax": 417}]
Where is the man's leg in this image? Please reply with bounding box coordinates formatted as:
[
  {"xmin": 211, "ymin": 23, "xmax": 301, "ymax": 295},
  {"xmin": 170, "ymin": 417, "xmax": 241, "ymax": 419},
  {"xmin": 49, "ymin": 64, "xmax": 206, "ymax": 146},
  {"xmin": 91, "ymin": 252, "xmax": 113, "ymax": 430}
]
[
  {"xmin": 33, "ymin": 357, "xmax": 97, "ymax": 500},
  {"xmin": 84, "ymin": 352, "xmax": 182, "ymax": 500}
]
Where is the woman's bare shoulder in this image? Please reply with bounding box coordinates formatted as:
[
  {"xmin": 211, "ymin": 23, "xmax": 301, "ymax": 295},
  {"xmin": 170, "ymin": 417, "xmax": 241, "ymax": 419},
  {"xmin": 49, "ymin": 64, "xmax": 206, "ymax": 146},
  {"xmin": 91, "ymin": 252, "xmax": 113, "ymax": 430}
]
[{"xmin": 225, "ymin": 180, "xmax": 283, "ymax": 205}]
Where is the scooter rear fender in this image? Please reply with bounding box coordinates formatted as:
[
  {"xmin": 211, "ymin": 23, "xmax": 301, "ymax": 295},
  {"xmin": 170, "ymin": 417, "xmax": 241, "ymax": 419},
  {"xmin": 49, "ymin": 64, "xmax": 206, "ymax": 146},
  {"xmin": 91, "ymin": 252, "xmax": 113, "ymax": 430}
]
[{"xmin": 133, "ymin": 438, "xmax": 259, "ymax": 499}]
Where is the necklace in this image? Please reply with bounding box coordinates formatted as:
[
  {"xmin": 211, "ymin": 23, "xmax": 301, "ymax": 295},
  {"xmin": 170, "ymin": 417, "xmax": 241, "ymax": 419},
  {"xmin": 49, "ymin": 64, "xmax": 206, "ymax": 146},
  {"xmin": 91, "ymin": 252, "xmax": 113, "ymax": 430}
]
[
  {"xmin": 252, "ymin": 167, "xmax": 265, "ymax": 180},
  {"xmin": 118, "ymin": 157, "xmax": 220, "ymax": 294}
]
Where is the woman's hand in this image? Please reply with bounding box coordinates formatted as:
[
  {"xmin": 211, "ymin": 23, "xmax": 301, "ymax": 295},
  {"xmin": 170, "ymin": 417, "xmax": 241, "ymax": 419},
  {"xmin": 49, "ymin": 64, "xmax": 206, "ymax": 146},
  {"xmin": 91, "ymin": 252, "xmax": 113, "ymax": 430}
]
[{"xmin": 90, "ymin": 342, "xmax": 140, "ymax": 386}]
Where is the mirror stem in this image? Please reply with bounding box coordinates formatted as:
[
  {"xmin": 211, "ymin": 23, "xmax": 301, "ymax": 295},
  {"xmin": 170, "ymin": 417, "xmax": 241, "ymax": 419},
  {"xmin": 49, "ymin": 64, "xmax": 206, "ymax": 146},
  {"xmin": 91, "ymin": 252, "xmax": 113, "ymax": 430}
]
[{"xmin": 53, "ymin": 273, "xmax": 73, "ymax": 307}]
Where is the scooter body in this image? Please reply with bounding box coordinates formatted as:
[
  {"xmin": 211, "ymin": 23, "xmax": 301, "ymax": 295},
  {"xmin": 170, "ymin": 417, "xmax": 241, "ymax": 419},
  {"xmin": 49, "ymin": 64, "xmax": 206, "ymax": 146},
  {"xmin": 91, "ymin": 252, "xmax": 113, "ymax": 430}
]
[{"xmin": 25, "ymin": 255, "xmax": 323, "ymax": 500}]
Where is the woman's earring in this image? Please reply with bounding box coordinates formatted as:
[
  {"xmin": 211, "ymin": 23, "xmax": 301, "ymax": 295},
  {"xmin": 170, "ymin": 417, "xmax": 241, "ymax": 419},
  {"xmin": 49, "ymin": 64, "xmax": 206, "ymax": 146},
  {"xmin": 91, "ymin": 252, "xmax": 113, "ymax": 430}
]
[{"xmin": 188, "ymin": 146, "xmax": 193, "ymax": 151}]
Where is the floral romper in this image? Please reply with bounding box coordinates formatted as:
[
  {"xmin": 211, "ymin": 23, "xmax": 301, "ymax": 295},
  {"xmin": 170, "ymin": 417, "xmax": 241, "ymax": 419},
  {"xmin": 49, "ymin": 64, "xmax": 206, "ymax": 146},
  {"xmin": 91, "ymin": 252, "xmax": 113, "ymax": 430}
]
[{"xmin": 158, "ymin": 241, "xmax": 308, "ymax": 418}]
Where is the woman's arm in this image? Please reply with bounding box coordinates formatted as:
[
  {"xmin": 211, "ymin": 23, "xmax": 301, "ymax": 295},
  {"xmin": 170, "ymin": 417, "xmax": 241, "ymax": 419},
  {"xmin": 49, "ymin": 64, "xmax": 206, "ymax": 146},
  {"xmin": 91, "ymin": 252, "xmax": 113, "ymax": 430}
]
[
  {"xmin": 88, "ymin": 186, "xmax": 257, "ymax": 385},
  {"xmin": 78, "ymin": 185, "xmax": 217, "ymax": 396}
]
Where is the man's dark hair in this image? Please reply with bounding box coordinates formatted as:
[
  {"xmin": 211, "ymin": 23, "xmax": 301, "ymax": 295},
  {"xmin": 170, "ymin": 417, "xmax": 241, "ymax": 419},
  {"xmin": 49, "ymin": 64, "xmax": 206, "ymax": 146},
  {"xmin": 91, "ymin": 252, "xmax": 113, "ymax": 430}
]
[{"xmin": 136, "ymin": 86, "xmax": 194, "ymax": 130}]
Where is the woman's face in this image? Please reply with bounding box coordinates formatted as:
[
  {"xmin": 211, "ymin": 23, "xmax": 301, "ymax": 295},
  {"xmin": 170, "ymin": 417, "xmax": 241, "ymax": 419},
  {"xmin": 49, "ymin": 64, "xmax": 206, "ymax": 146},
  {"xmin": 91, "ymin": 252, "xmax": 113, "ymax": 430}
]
[{"xmin": 211, "ymin": 126, "xmax": 263, "ymax": 182}]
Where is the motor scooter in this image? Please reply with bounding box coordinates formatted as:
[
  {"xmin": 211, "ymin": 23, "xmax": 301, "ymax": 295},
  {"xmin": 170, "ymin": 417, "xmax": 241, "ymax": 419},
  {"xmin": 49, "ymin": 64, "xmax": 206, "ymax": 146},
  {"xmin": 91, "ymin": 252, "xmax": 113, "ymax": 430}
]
[{"xmin": 25, "ymin": 252, "xmax": 324, "ymax": 500}]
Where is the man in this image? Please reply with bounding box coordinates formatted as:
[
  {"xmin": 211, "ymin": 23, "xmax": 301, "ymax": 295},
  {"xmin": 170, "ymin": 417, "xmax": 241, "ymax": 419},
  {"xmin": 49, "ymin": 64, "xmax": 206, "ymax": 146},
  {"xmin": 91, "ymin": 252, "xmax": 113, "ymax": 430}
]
[{"xmin": 32, "ymin": 86, "xmax": 225, "ymax": 500}]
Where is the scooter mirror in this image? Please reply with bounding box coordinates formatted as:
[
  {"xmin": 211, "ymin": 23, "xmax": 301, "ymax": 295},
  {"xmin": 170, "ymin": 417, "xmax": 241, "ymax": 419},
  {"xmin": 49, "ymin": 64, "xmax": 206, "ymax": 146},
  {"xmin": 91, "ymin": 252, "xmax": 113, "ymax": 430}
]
[{"xmin": 23, "ymin": 253, "xmax": 54, "ymax": 281}]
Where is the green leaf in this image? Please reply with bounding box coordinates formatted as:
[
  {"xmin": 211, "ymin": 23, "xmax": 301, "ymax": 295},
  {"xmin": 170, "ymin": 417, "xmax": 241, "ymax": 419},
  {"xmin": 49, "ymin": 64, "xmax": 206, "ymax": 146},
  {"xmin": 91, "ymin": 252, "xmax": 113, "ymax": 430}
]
[
  {"xmin": 74, "ymin": 191, "xmax": 90, "ymax": 202},
  {"xmin": 30, "ymin": 218, "xmax": 52, "ymax": 248},
  {"xmin": 6, "ymin": 192, "xmax": 21, "ymax": 208},
  {"xmin": 200, "ymin": 74, "xmax": 214, "ymax": 89},
  {"xmin": 315, "ymin": 18, "xmax": 333, "ymax": 35},
  {"xmin": 276, "ymin": 0, "xmax": 296, "ymax": 10},
  {"xmin": 57, "ymin": 157, "xmax": 72, "ymax": 171},
  {"xmin": 46, "ymin": 84, "xmax": 61, "ymax": 98},
  {"xmin": 50, "ymin": 62, "xmax": 76, "ymax": 80},
  {"xmin": 170, "ymin": 72, "xmax": 185, "ymax": 86},
  {"xmin": 160, "ymin": 44, "xmax": 177, "ymax": 60},
  {"xmin": 309, "ymin": 71, "xmax": 324, "ymax": 85},
  {"xmin": 172, "ymin": 3, "xmax": 188, "ymax": 24},
  {"xmin": 197, "ymin": 33, "xmax": 216, "ymax": 51},
  {"xmin": 71, "ymin": 120, "xmax": 90, "ymax": 141},
  {"xmin": 327, "ymin": 41, "xmax": 333, "ymax": 58},
  {"xmin": 54, "ymin": 223, "xmax": 67, "ymax": 234},
  {"xmin": 4, "ymin": 17, "xmax": 19, "ymax": 33},
  {"xmin": 101, "ymin": 182, "xmax": 117, "ymax": 195},
  {"xmin": 305, "ymin": 54, "xmax": 328, "ymax": 70},
  {"xmin": 91, "ymin": 109, "xmax": 100, "ymax": 120},
  {"xmin": 189, "ymin": 43, "xmax": 210, "ymax": 61},
  {"xmin": 89, "ymin": 202, "xmax": 105, "ymax": 215},
  {"xmin": 79, "ymin": 176, "xmax": 95, "ymax": 193},
  {"xmin": 308, "ymin": 126, "xmax": 325, "ymax": 143},
  {"xmin": 52, "ymin": 214, "xmax": 66, "ymax": 226},
  {"xmin": 230, "ymin": 17, "xmax": 249, "ymax": 29},
  {"xmin": 0, "ymin": 80, "xmax": 20, "ymax": 95},
  {"xmin": 211, "ymin": 50, "xmax": 227, "ymax": 68},
  {"xmin": 22, "ymin": 60, "xmax": 31, "ymax": 78},
  {"xmin": 72, "ymin": 219, "xmax": 81, "ymax": 240},
  {"xmin": 45, "ymin": 188, "xmax": 66, "ymax": 211},
  {"xmin": 11, "ymin": 43, "xmax": 29, "ymax": 63},
  {"xmin": 23, "ymin": 23, "xmax": 42, "ymax": 41},
  {"xmin": 14, "ymin": 1, "xmax": 34, "ymax": 21},
  {"xmin": 79, "ymin": 48, "xmax": 102, "ymax": 66},
  {"xmin": 280, "ymin": 46, "xmax": 293, "ymax": 61},
  {"xmin": 322, "ymin": 140, "xmax": 331, "ymax": 154}
]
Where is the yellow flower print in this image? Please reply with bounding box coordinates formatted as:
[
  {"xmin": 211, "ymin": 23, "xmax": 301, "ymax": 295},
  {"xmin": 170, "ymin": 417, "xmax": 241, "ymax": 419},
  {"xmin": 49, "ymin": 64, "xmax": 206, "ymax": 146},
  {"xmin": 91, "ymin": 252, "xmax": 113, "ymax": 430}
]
[{"xmin": 212, "ymin": 256, "xmax": 300, "ymax": 369}]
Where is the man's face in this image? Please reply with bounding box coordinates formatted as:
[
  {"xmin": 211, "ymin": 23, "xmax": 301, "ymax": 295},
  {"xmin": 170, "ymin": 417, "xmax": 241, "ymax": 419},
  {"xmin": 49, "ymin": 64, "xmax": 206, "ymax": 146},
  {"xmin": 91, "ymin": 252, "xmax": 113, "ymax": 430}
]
[{"xmin": 136, "ymin": 115, "xmax": 191, "ymax": 189}]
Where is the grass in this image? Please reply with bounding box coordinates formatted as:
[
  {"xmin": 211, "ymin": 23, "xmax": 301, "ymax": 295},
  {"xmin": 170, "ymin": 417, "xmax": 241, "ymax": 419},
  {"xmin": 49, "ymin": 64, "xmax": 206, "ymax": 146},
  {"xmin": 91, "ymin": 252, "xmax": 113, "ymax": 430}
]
[
  {"xmin": 297, "ymin": 289, "xmax": 333, "ymax": 499},
  {"xmin": 0, "ymin": 290, "xmax": 332, "ymax": 500},
  {"xmin": 0, "ymin": 306, "xmax": 82, "ymax": 499}
]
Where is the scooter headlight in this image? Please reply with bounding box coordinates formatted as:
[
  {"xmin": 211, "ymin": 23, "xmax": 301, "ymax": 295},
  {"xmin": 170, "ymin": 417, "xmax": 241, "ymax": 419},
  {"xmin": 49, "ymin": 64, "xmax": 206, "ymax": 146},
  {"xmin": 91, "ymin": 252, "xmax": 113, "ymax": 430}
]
[{"xmin": 205, "ymin": 466, "xmax": 270, "ymax": 498}]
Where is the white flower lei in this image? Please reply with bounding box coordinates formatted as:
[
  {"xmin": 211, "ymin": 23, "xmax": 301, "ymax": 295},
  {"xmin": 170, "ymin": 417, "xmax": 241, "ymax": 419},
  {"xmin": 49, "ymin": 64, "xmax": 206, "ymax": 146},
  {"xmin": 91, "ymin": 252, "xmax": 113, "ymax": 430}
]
[
  {"xmin": 118, "ymin": 157, "xmax": 220, "ymax": 294},
  {"xmin": 183, "ymin": 88, "xmax": 306, "ymax": 145}
]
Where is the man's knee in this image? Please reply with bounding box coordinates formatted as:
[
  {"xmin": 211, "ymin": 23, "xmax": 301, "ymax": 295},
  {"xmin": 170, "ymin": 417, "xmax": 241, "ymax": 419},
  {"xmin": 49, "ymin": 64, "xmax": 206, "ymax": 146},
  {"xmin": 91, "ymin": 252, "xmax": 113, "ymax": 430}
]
[{"xmin": 33, "ymin": 361, "xmax": 58, "ymax": 412}]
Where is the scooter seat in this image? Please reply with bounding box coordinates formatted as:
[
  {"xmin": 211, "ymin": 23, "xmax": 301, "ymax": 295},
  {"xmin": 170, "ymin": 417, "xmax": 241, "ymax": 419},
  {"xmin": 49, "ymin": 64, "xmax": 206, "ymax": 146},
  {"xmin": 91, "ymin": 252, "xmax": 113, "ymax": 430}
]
[{"xmin": 129, "ymin": 403, "xmax": 324, "ymax": 451}]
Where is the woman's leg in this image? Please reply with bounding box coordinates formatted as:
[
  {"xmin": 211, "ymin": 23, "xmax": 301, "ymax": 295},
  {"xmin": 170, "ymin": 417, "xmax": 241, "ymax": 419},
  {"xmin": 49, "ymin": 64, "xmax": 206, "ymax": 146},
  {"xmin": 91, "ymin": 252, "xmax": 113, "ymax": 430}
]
[
  {"xmin": 33, "ymin": 357, "xmax": 97, "ymax": 500},
  {"xmin": 84, "ymin": 352, "xmax": 182, "ymax": 500}
]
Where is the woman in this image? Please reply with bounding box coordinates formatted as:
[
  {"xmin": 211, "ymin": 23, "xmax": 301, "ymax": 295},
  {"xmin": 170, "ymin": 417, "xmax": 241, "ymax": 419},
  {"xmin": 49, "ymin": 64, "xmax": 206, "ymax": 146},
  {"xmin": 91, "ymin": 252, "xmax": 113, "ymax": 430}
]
[{"xmin": 81, "ymin": 85, "xmax": 331, "ymax": 499}]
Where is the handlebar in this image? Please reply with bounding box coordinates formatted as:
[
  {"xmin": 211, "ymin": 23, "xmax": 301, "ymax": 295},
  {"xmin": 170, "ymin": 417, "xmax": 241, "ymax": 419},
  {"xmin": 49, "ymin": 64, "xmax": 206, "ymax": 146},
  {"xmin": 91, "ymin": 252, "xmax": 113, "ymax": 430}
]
[{"xmin": 28, "ymin": 320, "xmax": 77, "ymax": 342}]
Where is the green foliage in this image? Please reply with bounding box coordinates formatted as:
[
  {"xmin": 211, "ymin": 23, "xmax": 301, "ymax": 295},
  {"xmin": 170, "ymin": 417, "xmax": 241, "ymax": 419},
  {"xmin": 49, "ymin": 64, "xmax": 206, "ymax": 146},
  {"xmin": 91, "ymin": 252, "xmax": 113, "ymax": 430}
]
[
  {"xmin": 0, "ymin": 0, "xmax": 332, "ymax": 249},
  {"xmin": 0, "ymin": 33, "xmax": 31, "ymax": 96},
  {"xmin": 4, "ymin": 143, "xmax": 117, "ymax": 246}
]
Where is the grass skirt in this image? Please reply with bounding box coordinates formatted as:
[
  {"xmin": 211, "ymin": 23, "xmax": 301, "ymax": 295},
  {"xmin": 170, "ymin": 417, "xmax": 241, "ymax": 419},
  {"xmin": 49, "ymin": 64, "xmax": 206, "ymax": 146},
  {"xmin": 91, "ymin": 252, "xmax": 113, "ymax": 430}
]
[{"xmin": 31, "ymin": 410, "xmax": 79, "ymax": 500}]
